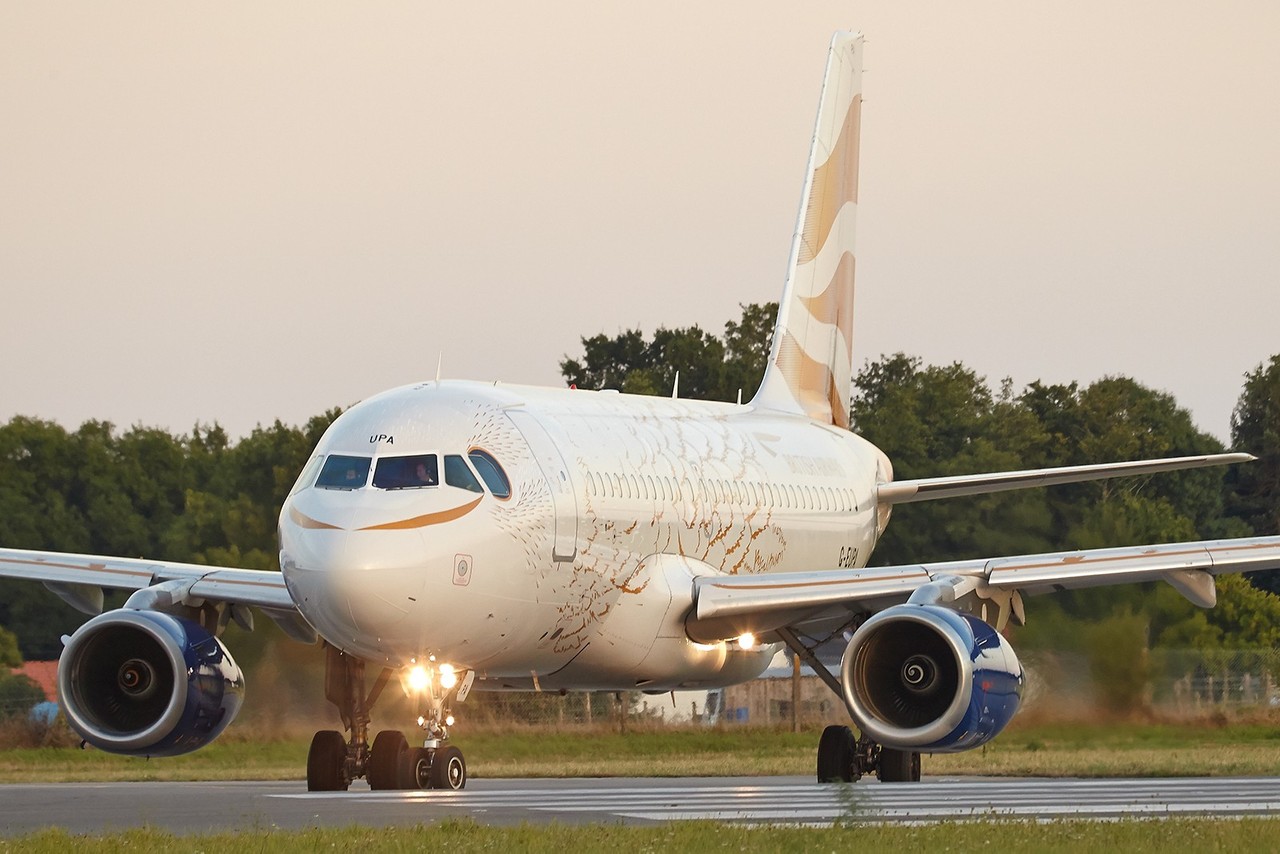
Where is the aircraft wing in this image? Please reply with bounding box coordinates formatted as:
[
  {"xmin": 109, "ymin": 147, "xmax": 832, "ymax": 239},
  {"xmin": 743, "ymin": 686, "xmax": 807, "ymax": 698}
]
[
  {"xmin": 686, "ymin": 535, "xmax": 1280, "ymax": 643},
  {"xmin": 876, "ymin": 453, "xmax": 1254, "ymax": 505},
  {"xmin": 0, "ymin": 547, "xmax": 312, "ymax": 641}
]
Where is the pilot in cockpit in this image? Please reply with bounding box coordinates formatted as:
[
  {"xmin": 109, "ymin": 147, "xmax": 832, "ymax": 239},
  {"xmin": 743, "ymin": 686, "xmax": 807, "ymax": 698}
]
[{"xmin": 414, "ymin": 460, "xmax": 438, "ymax": 487}]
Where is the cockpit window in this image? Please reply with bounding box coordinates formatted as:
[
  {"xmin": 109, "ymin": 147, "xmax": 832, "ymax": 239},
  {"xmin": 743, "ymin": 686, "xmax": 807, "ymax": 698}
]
[
  {"xmin": 315, "ymin": 455, "xmax": 371, "ymax": 490},
  {"xmin": 372, "ymin": 454, "xmax": 439, "ymax": 489},
  {"xmin": 468, "ymin": 449, "xmax": 511, "ymax": 499},
  {"xmin": 443, "ymin": 455, "xmax": 484, "ymax": 493},
  {"xmin": 290, "ymin": 454, "xmax": 325, "ymax": 495}
]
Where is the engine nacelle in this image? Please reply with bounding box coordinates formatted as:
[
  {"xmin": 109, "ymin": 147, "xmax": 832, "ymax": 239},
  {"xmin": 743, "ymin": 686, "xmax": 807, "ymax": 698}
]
[
  {"xmin": 57, "ymin": 609, "xmax": 245, "ymax": 757},
  {"xmin": 840, "ymin": 604, "xmax": 1022, "ymax": 752}
]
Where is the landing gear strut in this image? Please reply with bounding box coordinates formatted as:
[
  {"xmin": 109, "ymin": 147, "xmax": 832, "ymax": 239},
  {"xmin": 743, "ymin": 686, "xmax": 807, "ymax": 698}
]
[
  {"xmin": 305, "ymin": 644, "xmax": 468, "ymax": 791},
  {"xmin": 775, "ymin": 627, "xmax": 924, "ymax": 785}
]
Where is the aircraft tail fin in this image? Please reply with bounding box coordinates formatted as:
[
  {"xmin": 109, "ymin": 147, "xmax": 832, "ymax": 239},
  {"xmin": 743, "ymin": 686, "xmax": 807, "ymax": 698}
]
[{"xmin": 751, "ymin": 32, "xmax": 863, "ymax": 429}]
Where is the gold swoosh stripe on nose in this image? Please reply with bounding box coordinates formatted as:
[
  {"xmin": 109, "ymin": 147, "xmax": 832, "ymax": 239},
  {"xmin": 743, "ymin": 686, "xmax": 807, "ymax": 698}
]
[
  {"xmin": 290, "ymin": 507, "xmax": 342, "ymax": 530},
  {"xmin": 358, "ymin": 496, "xmax": 484, "ymax": 531}
]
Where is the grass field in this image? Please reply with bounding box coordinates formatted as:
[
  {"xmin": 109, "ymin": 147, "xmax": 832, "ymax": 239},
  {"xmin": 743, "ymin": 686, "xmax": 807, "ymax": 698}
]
[
  {"xmin": 3, "ymin": 718, "xmax": 1280, "ymax": 782},
  {"xmin": 7, "ymin": 817, "xmax": 1280, "ymax": 852}
]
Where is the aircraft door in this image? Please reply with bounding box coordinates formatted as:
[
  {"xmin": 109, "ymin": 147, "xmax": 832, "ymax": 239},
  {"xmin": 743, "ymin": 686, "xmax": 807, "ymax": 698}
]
[{"xmin": 507, "ymin": 410, "xmax": 578, "ymax": 562}]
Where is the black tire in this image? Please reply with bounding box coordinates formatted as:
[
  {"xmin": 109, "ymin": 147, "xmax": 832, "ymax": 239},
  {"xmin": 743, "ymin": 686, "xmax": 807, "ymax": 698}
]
[
  {"xmin": 817, "ymin": 725, "xmax": 855, "ymax": 783},
  {"xmin": 307, "ymin": 730, "xmax": 349, "ymax": 792},
  {"xmin": 430, "ymin": 745, "xmax": 467, "ymax": 790},
  {"xmin": 407, "ymin": 747, "xmax": 433, "ymax": 790},
  {"xmin": 878, "ymin": 748, "xmax": 921, "ymax": 783},
  {"xmin": 369, "ymin": 730, "xmax": 409, "ymax": 790}
]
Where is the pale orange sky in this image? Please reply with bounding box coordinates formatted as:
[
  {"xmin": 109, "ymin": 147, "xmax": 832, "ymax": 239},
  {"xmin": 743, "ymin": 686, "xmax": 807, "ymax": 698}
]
[{"xmin": 2, "ymin": 3, "xmax": 1277, "ymax": 442}]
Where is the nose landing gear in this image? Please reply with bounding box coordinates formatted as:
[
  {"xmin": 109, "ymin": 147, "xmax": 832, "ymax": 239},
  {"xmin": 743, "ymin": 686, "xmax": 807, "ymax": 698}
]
[{"xmin": 305, "ymin": 644, "xmax": 470, "ymax": 791}]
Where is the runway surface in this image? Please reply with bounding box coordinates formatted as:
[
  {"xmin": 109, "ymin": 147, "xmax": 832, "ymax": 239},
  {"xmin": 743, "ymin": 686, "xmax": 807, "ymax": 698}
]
[{"xmin": 3, "ymin": 776, "xmax": 1280, "ymax": 835}]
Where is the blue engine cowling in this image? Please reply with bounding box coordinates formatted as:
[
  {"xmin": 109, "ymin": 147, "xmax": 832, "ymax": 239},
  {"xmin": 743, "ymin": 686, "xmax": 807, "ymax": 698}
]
[
  {"xmin": 57, "ymin": 609, "xmax": 245, "ymax": 757},
  {"xmin": 840, "ymin": 604, "xmax": 1023, "ymax": 752}
]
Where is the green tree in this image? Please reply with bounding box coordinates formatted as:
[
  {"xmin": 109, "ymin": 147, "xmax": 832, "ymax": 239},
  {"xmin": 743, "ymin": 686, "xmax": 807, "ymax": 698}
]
[
  {"xmin": 0, "ymin": 408, "xmax": 342, "ymax": 660},
  {"xmin": 559, "ymin": 303, "xmax": 777, "ymax": 403},
  {"xmin": 1083, "ymin": 611, "xmax": 1152, "ymax": 713},
  {"xmin": 0, "ymin": 625, "xmax": 21, "ymax": 669},
  {"xmin": 1227, "ymin": 356, "xmax": 1280, "ymax": 562},
  {"xmin": 1228, "ymin": 355, "xmax": 1280, "ymax": 530},
  {"xmin": 0, "ymin": 674, "xmax": 45, "ymax": 720},
  {"xmin": 722, "ymin": 302, "xmax": 778, "ymax": 401},
  {"xmin": 853, "ymin": 354, "xmax": 1055, "ymax": 566}
]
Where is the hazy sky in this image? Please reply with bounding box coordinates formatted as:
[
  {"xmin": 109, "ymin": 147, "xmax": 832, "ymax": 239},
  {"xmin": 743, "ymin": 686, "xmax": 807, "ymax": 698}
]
[{"xmin": 3, "ymin": 3, "xmax": 1277, "ymax": 444}]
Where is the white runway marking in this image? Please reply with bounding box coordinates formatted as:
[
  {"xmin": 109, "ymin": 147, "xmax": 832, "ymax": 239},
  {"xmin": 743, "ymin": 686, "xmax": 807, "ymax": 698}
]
[{"xmin": 277, "ymin": 777, "xmax": 1280, "ymax": 825}]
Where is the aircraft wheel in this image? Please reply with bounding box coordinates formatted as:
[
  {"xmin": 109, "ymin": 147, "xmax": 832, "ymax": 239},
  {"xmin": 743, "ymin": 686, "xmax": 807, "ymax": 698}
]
[
  {"xmin": 369, "ymin": 730, "xmax": 409, "ymax": 790},
  {"xmin": 878, "ymin": 748, "xmax": 921, "ymax": 783},
  {"xmin": 307, "ymin": 730, "xmax": 349, "ymax": 792},
  {"xmin": 430, "ymin": 745, "xmax": 467, "ymax": 790},
  {"xmin": 816, "ymin": 725, "xmax": 855, "ymax": 783},
  {"xmin": 408, "ymin": 747, "xmax": 433, "ymax": 789}
]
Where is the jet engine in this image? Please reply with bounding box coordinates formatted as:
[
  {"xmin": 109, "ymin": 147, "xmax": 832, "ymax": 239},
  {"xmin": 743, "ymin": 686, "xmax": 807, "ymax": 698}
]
[
  {"xmin": 57, "ymin": 609, "xmax": 245, "ymax": 757},
  {"xmin": 840, "ymin": 604, "xmax": 1022, "ymax": 752}
]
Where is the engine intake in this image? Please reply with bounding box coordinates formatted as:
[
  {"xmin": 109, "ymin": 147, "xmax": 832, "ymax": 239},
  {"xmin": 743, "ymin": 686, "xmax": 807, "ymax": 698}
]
[
  {"xmin": 58, "ymin": 609, "xmax": 245, "ymax": 757},
  {"xmin": 840, "ymin": 604, "xmax": 1022, "ymax": 752}
]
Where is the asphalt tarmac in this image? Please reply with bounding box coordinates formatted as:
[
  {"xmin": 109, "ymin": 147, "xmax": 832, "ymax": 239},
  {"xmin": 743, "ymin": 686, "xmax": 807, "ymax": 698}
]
[{"xmin": 3, "ymin": 775, "xmax": 1280, "ymax": 835}]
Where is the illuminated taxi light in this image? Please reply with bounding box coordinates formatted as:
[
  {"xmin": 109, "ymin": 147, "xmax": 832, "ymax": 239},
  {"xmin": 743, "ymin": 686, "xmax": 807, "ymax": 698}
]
[
  {"xmin": 736, "ymin": 633, "xmax": 757, "ymax": 650},
  {"xmin": 444, "ymin": 715, "xmax": 455, "ymax": 727},
  {"xmin": 439, "ymin": 663, "xmax": 458, "ymax": 690},
  {"xmin": 407, "ymin": 665, "xmax": 430, "ymax": 692}
]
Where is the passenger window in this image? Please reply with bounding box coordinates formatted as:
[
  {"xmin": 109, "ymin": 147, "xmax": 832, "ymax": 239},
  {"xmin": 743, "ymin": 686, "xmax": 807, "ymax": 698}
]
[
  {"xmin": 444, "ymin": 455, "xmax": 484, "ymax": 493},
  {"xmin": 316, "ymin": 455, "xmax": 372, "ymax": 490},
  {"xmin": 290, "ymin": 454, "xmax": 325, "ymax": 495},
  {"xmin": 372, "ymin": 454, "xmax": 439, "ymax": 489},
  {"xmin": 468, "ymin": 449, "xmax": 511, "ymax": 499}
]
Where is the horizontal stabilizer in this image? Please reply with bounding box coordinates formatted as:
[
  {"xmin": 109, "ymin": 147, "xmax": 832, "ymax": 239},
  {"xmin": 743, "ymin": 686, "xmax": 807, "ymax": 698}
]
[{"xmin": 876, "ymin": 453, "xmax": 1255, "ymax": 505}]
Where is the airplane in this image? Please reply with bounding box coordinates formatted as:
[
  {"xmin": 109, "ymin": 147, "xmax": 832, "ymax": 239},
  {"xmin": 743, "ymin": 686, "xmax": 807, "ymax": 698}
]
[{"xmin": 2, "ymin": 31, "xmax": 1278, "ymax": 791}]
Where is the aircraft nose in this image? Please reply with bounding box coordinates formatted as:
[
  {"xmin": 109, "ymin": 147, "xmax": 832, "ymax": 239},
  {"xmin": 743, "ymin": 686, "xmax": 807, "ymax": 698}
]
[{"xmin": 282, "ymin": 529, "xmax": 425, "ymax": 651}]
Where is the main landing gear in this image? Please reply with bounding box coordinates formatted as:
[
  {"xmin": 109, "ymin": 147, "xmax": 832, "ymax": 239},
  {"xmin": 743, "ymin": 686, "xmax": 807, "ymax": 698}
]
[
  {"xmin": 306, "ymin": 644, "xmax": 469, "ymax": 791},
  {"xmin": 775, "ymin": 627, "xmax": 922, "ymax": 785},
  {"xmin": 816, "ymin": 725, "xmax": 921, "ymax": 783}
]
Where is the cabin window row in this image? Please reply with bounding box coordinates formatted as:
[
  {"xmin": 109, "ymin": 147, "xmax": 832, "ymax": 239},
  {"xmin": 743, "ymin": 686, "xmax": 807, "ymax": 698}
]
[{"xmin": 582, "ymin": 470, "xmax": 857, "ymax": 512}]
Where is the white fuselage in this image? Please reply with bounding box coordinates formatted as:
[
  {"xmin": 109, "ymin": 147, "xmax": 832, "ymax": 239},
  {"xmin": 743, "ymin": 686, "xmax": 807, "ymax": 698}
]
[{"xmin": 280, "ymin": 380, "xmax": 888, "ymax": 691}]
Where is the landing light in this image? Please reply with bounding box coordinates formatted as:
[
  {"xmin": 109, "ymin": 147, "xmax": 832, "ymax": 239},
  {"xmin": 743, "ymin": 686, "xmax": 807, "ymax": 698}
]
[
  {"xmin": 439, "ymin": 663, "xmax": 458, "ymax": 690},
  {"xmin": 445, "ymin": 715, "xmax": 455, "ymax": 727},
  {"xmin": 408, "ymin": 665, "xmax": 430, "ymax": 692},
  {"xmin": 736, "ymin": 633, "xmax": 757, "ymax": 650}
]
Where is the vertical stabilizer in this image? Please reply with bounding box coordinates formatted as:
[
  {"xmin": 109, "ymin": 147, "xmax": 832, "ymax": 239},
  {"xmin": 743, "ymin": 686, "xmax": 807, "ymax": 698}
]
[{"xmin": 752, "ymin": 32, "xmax": 863, "ymax": 429}]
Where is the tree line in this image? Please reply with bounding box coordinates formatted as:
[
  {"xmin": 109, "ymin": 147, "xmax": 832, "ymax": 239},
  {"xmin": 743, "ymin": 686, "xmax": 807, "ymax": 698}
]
[
  {"xmin": 1, "ymin": 301, "xmax": 1278, "ymax": 663},
  {"xmin": 0, "ymin": 411, "xmax": 339, "ymax": 659}
]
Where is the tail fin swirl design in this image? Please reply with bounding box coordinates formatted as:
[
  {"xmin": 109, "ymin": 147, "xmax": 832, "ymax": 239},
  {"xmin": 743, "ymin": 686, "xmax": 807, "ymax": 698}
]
[{"xmin": 752, "ymin": 32, "xmax": 863, "ymax": 429}]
